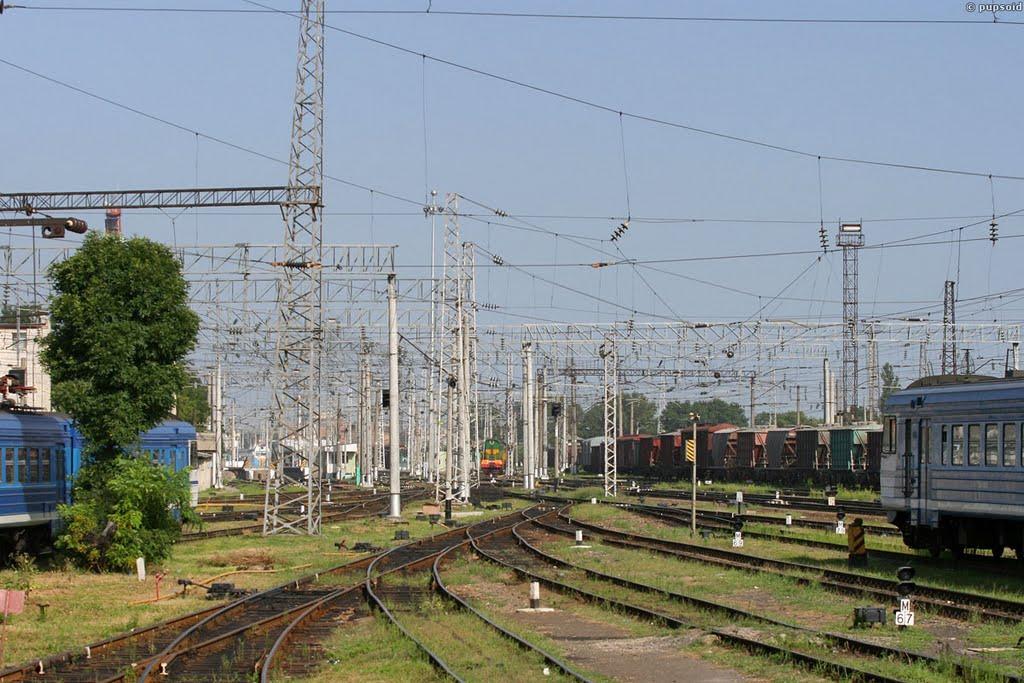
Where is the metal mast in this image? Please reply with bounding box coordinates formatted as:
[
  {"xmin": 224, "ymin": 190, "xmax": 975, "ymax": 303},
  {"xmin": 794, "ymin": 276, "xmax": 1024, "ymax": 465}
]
[
  {"xmin": 264, "ymin": 0, "xmax": 326, "ymax": 535},
  {"xmin": 865, "ymin": 324, "xmax": 878, "ymax": 422},
  {"xmin": 600, "ymin": 337, "xmax": 617, "ymax": 497},
  {"xmin": 942, "ymin": 280, "xmax": 957, "ymax": 376},
  {"xmin": 836, "ymin": 223, "xmax": 864, "ymax": 422}
]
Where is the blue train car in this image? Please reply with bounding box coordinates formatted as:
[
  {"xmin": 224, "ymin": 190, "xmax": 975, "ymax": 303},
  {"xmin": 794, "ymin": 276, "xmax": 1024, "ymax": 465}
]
[
  {"xmin": 0, "ymin": 411, "xmax": 196, "ymax": 555},
  {"xmin": 881, "ymin": 374, "xmax": 1024, "ymax": 558}
]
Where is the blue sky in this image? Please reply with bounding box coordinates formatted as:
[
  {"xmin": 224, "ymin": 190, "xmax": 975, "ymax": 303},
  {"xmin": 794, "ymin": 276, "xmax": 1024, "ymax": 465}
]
[{"xmin": 2, "ymin": 0, "xmax": 1022, "ymax": 333}]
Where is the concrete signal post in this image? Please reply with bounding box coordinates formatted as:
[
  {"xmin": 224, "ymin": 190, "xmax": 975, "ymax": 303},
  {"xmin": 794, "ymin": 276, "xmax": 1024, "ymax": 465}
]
[{"xmin": 688, "ymin": 412, "xmax": 699, "ymax": 534}]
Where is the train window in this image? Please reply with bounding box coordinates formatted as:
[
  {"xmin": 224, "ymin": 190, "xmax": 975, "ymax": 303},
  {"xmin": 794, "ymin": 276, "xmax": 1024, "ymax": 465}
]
[
  {"xmin": 40, "ymin": 448, "xmax": 50, "ymax": 481},
  {"xmin": 903, "ymin": 419, "xmax": 912, "ymax": 459},
  {"xmin": 952, "ymin": 425, "xmax": 964, "ymax": 465},
  {"xmin": 883, "ymin": 417, "xmax": 896, "ymax": 454},
  {"xmin": 941, "ymin": 425, "xmax": 949, "ymax": 465},
  {"xmin": 1004, "ymin": 424, "xmax": 1018, "ymax": 467},
  {"xmin": 28, "ymin": 448, "xmax": 39, "ymax": 483},
  {"xmin": 2, "ymin": 449, "xmax": 9, "ymax": 484},
  {"xmin": 16, "ymin": 448, "xmax": 27, "ymax": 483},
  {"xmin": 968, "ymin": 424, "xmax": 982, "ymax": 466},
  {"xmin": 985, "ymin": 424, "xmax": 999, "ymax": 466},
  {"xmin": 921, "ymin": 422, "xmax": 930, "ymax": 464}
]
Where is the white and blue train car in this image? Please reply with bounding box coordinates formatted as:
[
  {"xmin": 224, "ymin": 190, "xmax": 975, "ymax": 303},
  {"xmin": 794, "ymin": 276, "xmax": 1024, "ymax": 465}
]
[
  {"xmin": 0, "ymin": 410, "xmax": 195, "ymax": 554},
  {"xmin": 881, "ymin": 375, "xmax": 1024, "ymax": 559}
]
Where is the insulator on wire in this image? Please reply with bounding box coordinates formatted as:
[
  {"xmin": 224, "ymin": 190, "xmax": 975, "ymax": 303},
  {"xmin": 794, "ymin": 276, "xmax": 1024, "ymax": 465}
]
[
  {"xmin": 990, "ymin": 219, "xmax": 998, "ymax": 244},
  {"xmin": 491, "ymin": 254, "xmax": 504, "ymax": 265}
]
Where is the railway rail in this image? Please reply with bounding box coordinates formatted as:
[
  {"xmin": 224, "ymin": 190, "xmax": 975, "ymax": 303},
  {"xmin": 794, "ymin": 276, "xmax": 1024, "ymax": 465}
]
[
  {"xmin": 550, "ymin": 507, "xmax": 1024, "ymax": 624},
  {"xmin": 365, "ymin": 505, "xmax": 589, "ymax": 682},
  {"xmin": 467, "ymin": 507, "xmax": 955, "ymax": 683}
]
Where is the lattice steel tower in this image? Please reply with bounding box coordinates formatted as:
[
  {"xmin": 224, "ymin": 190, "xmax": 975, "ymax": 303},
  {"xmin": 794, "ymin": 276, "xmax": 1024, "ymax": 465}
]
[
  {"xmin": 836, "ymin": 223, "xmax": 864, "ymax": 423},
  {"xmin": 942, "ymin": 280, "xmax": 957, "ymax": 376},
  {"xmin": 264, "ymin": 0, "xmax": 326, "ymax": 535},
  {"xmin": 599, "ymin": 337, "xmax": 618, "ymax": 497}
]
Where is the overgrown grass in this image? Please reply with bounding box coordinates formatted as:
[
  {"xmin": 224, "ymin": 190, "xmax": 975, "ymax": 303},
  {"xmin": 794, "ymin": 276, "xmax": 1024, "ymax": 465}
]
[
  {"xmin": 553, "ymin": 506, "xmax": 1024, "ymax": 679},
  {"xmin": 282, "ymin": 613, "xmax": 442, "ymax": 682},
  {"xmin": 0, "ymin": 497, "xmax": 527, "ymax": 667}
]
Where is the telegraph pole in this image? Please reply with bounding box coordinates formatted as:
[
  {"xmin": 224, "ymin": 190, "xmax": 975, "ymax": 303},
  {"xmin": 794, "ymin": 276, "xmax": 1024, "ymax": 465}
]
[{"xmin": 387, "ymin": 274, "xmax": 401, "ymax": 518}]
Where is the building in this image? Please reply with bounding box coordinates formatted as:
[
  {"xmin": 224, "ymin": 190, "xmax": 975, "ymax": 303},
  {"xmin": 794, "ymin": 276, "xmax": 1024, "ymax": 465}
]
[{"xmin": 0, "ymin": 317, "xmax": 52, "ymax": 411}]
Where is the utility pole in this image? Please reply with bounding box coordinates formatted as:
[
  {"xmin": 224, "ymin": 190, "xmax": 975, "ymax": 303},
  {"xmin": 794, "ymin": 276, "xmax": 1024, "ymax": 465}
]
[
  {"xmin": 748, "ymin": 374, "xmax": 756, "ymax": 427},
  {"xmin": 600, "ymin": 337, "xmax": 617, "ymax": 497},
  {"xmin": 387, "ymin": 273, "xmax": 401, "ymax": 519},
  {"xmin": 264, "ymin": 0, "xmax": 325, "ymax": 536},
  {"xmin": 866, "ymin": 324, "xmax": 878, "ymax": 422},
  {"xmin": 523, "ymin": 342, "xmax": 534, "ymax": 489},
  {"xmin": 942, "ymin": 280, "xmax": 957, "ymax": 376},
  {"xmin": 214, "ymin": 359, "xmax": 223, "ymax": 488},
  {"xmin": 837, "ymin": 222, "xmax": 864, "ymax": 422}
]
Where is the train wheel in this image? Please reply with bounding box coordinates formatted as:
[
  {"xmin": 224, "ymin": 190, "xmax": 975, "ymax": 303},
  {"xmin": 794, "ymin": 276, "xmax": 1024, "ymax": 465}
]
[{"xmin": 992, "ymin": 546, "xmax": 1005, "ymax": 559}]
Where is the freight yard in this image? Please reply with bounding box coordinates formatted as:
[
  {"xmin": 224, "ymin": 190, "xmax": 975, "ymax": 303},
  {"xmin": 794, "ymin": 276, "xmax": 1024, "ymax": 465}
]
[{"xmin": 1, "ymin": 1, "xmax": 1023, "ymax": 681}]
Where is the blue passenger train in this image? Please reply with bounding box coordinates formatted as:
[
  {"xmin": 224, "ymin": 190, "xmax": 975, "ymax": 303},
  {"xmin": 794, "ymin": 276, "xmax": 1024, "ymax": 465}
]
[
  {"xmin": 881, "ymin": 374, "xmax": 1024, "ymax": 559},
  {"xmin": 0, "ymin": 410, "xmax": 195, "ymax": 554}
]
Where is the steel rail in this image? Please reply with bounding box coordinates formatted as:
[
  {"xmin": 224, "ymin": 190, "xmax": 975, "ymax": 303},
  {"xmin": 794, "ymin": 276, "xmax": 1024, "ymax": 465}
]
[
  {"xmin": 432, "ymin": 515, "xmax": 594, "ymax": 683},
  {"xmin": 563, "ymin": 503, "xmax": 1024, "ymax": 623},
  {"xmin": 526, "ymin": 513, "xmax": 1020, "ymax": 683},
  {"xmin": 470, "ymin": 514, "xmax": 906, "ymax": 683}
]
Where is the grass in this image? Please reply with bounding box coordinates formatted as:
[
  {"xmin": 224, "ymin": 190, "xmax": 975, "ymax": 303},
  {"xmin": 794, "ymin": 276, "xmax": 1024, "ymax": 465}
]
[
  {"xmin": 568, "ymin": 502, "xmax": 1024, "ymax": 600},
  {"xmin": 282, "ymin": 613, "xmax": 442, "ymax": 682},
  {"xmin": 0, "ymin": 496, "xmax": 527, "ymax": 668},
  {"xmin": 552, "ymin": 505, "xmax": 1024, "ymax": 680}
]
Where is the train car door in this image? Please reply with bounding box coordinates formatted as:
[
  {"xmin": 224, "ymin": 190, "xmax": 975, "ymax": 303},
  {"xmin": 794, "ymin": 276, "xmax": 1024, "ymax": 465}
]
[
  {"xmin": 915, "ymin": 418, "xmax": 929, "ymax": 523},
  {"xmin": 903, "ymin": 419, "xmax": 913, "ymax": 500}
]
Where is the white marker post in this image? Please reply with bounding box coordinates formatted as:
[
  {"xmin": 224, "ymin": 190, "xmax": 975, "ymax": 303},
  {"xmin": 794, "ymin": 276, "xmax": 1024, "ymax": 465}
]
[
  {"xmin": 136, "ymin": 557, "xmax": 146, "ymax": 582},
  {"xmin": 895, "ymin": 598, "xmax": 915, "ymax": 626}
]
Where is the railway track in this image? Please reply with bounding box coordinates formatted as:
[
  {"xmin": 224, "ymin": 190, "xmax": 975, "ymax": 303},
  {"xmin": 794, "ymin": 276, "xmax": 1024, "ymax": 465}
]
[
  {"xmin": 181, "ymin": 494, "xmax": 396, "ymax": 542},
  {"xmin": 549, "ymin": 507, "xmax": 1024, "ymax": 624},
  {"xmin": 365, "ymin": 505, "xmax": 588, "ymax": 682},
  {"xmin": 0, "ymin": 555, "xmax": 374, "ymax": 683},
  {"xmin": 467, "ymin": 507, "xmax": 953, "ymax": 683}
]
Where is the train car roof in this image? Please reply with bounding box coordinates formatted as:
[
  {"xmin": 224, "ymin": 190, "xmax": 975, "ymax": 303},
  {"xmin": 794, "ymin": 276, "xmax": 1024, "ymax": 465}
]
[
  {"xmin": 0, "ymin": 409, "xmax": 72, "ymax": 436},
  {"xmin": 885, "ymin": 376, "xmax": 1024, "ymax": 410}
]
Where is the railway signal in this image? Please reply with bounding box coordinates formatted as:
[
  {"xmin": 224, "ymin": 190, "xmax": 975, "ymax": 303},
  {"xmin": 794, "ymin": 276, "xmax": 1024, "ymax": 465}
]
[
  {"xmin": 895, "ymin": 566, "xmax": 916, "ymax": 627},
  {"xmin": 835, "ymin": 508, "xmax": 846, "ymax": 534}
]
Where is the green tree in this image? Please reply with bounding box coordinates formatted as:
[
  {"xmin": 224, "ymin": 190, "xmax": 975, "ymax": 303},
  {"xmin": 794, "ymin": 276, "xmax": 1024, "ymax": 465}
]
[
  {"xmin": 880, "ymin": 362, "xmax": 901, "ymax": 409},
  {"xmin": 41, "ymin": 233, "xmax": 200, "ymax": 570},
  {"xmin": 754, "ymin": 410, "xmax": 820, "ymax": 427},
  {"xmin": 578, "ymin": 401, "xmax": 605, "ymax": 439},
  {"xmin": 176, "ymin": 380, "xmax": 211, "ymax": 428},
  {"xmin": 660, "ymin": 398, "xmax": 748, "ymax": 431}
]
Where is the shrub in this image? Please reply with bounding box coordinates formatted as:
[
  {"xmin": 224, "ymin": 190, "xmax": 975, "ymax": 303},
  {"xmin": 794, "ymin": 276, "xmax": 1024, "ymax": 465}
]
[{"xmin": 56, "ymin": 457, "xmax": 199, "ymax": 572}]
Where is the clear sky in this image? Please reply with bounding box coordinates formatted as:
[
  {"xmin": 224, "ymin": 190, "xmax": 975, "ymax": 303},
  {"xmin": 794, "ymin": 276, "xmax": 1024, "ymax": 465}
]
[{"xmin": 2, "ymin": 0, "xmax": 1022, "ymax": 339}]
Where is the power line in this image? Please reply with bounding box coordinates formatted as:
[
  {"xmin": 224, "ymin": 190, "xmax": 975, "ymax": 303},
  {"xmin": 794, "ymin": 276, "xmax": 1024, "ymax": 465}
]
[
  {"xmin": 233, "ymin": 1, "xmax": 1024, "ymax": 182},
  {"xmin": 11, "ymin": 5, "xmax": 1024, "ymax": 25}
]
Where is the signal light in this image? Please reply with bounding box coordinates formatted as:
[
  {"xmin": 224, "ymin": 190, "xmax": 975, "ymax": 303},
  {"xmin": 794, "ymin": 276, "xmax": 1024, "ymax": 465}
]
[
  {"xmin": 551, "ymin": 403, "xmax": 562, "ymax": 418},
  {"xmin": 381, "ymin": 389, "xmax": 390, "ymax": 407},
  {"xmin": 896, "ymin": 565, "xmax": 915, "ymax": 596}
]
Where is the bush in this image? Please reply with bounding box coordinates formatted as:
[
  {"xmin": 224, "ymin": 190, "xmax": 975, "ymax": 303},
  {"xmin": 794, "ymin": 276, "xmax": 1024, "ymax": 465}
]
[{"xmin": 56, "ymin": 457, "xmax": 199, "ymax": 572}]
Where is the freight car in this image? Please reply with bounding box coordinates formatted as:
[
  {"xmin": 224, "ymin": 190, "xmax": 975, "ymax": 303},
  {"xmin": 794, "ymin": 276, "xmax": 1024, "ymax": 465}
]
[
  {"xmin": 0, "ymin": 410, "xmax": 195, "ymax": 555},
  {"xmin": 881, "ymin": 374, "xmax": 1024, "ymax": 558},
  {"xmin": 606, "ymin": 421, "xmax": 880, "ymax": 487}
]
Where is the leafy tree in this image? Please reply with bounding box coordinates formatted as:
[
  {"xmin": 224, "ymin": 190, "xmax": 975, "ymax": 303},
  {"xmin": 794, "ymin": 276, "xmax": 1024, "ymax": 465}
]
[
  {"xmin": 880, "ymin": 362, "xmax": 901, "ymax": 409},
  {"xmin": 621, "ymin": 392, "xmax": 659, "ymax": 434},
  {"xmin": 754, "ymin": 410, "xmax": 820, "ymax": 427},
  {"xmin": 578, "ymin": 401, "xmax": 605, "ymax": 439},
  {"xmin": 660, "ymin": 398, "xmax": 748, "ymax": 431},
  {"xmin": 41, "ymin": 233, "xmax": 200, "ymax": 570},
  {"xmin": 41, "ymin": 233, "xmax": 199, "ymax": 459},
  {"xmin": 176, "ymin": 380, "xmax": 211, "ymax": 429}
]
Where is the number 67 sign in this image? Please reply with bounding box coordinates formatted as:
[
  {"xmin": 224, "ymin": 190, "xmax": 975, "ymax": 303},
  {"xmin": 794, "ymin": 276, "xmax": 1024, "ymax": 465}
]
[{"xmin": 895, "ymin": 598, "xmax": 915, "ymax": 626}]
